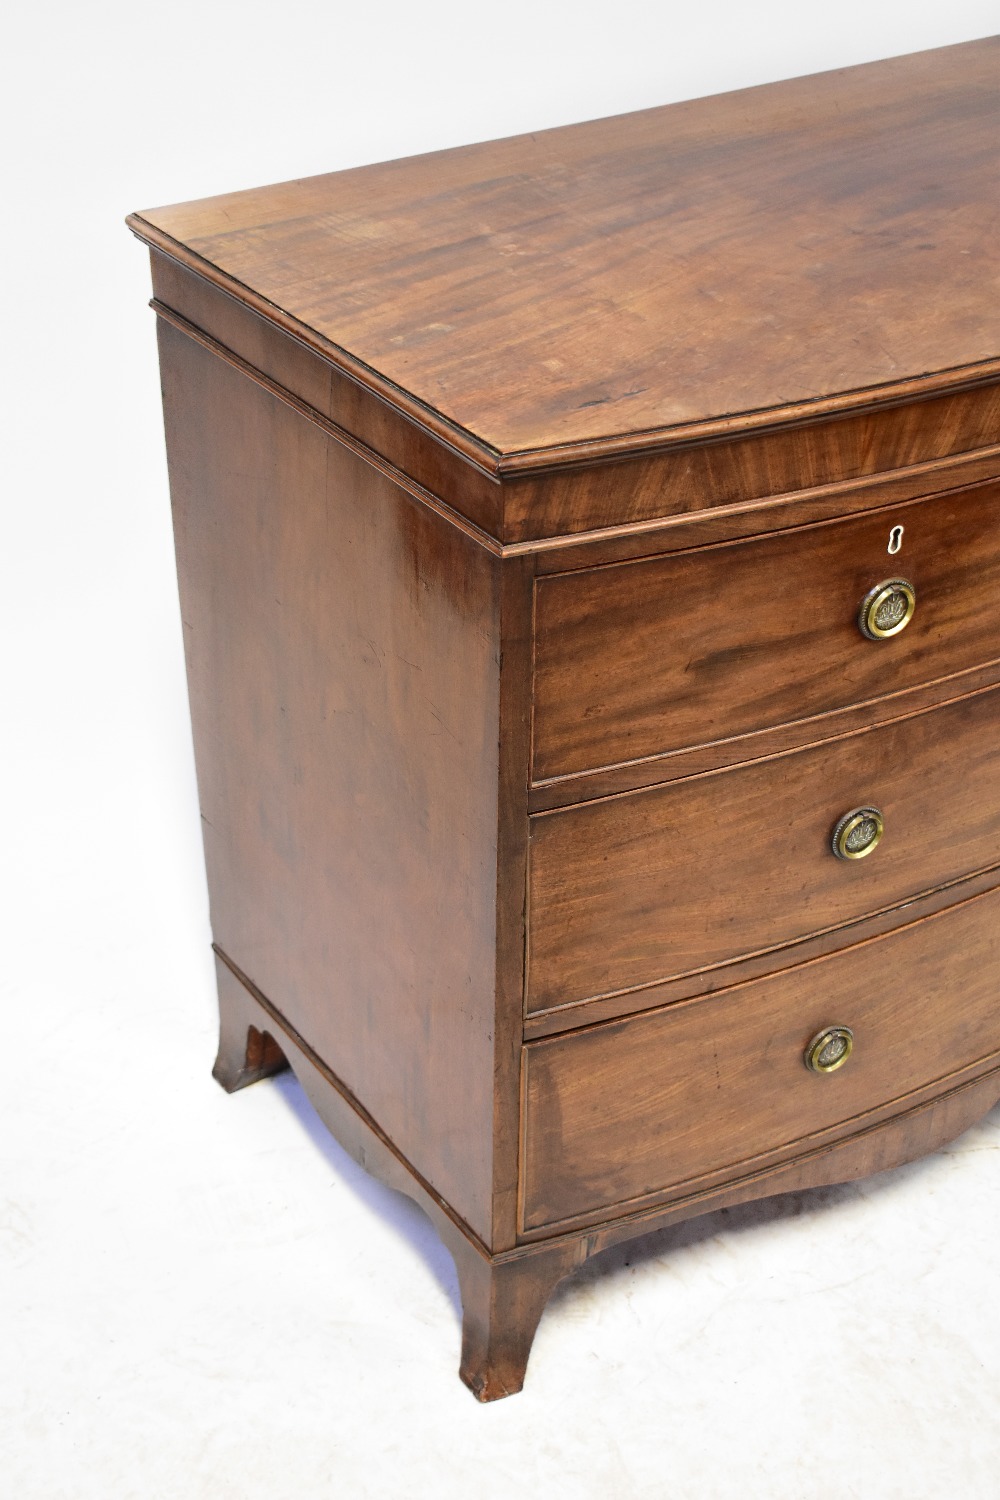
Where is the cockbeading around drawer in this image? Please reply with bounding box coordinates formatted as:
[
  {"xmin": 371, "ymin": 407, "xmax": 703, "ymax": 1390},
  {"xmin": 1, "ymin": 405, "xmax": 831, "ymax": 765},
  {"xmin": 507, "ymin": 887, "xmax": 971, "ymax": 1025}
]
[
  {"xmin": 521, "ymin": 883, "xmax": 1000, "ymax": 1233},
  {"xmin": 527, "ymin": 682, "xmax": 1000, "ymax": 1017},
  {"xmin": 532, "ymin": 481, "xmax": 1000, "ymax": 785}
]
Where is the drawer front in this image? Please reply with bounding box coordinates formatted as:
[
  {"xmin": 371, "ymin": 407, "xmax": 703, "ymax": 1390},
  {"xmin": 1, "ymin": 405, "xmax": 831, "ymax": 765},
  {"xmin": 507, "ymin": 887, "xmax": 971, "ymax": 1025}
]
[
  {"xmin": 527, "ymin": 685, "xmax": 1000, "ymax": 1014},
  {"xmin": 521, "ymin": 885, "xmax": 1000, "ymax": 1232},
  {"xmin": 532, "ymin": 481, "xmax": 1000, "ymax": 783}
]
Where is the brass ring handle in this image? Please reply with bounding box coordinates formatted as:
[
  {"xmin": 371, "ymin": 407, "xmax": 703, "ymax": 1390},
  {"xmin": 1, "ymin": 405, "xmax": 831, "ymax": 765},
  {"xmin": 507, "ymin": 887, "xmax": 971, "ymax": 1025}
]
[
  {"xmin": 805, "ymin": 1026, "xmax": 855, "ymax": 1074},
  {"xmin": 832, "ymin": 805, "xmax": 884, "ymax": 861},
  {"xmin": 858, "ymin": 578, "xmax": 916, "ymax": 640}
]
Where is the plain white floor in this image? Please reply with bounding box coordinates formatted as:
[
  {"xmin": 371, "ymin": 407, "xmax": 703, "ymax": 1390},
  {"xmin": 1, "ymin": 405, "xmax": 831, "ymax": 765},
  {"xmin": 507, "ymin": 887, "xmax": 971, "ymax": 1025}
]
[{"xmin": 4, "ymin": 3, "xmax": 1000, "ymax": 1494}]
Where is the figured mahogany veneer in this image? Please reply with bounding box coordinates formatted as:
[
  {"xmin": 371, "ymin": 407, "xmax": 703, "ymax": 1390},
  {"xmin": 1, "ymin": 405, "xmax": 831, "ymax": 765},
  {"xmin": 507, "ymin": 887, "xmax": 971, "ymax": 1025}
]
[
  {"xmin": 528, "ymin": 683, "xmax": 1000, "ymax": 1015},
  {"xmin": 130, "ymin": 37, "xmax": 1000, "ymax": 1400},
  {"xmin": 532, "ymin": 481, "xmax": 1000, "ymax": 784},
  {"xmin": 522, "ymin": 885, "xmax": 1000, "ymax": 1232}
]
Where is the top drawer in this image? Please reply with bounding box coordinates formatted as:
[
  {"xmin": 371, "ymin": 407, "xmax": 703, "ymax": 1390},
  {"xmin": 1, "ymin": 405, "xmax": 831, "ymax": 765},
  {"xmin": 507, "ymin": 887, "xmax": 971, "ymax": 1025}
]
[{"xmin": 532, "ymin": 481, "xmax": 1000, "ymax": 783}]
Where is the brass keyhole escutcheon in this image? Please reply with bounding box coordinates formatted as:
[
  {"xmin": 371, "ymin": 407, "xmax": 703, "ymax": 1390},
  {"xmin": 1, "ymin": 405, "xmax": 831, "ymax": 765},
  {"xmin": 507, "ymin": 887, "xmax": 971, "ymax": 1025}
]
[
  {"xmin": 805, "ymin": 1026, "xmax": 855, "ymax": 1074},
  {"xmin": 832, "ymin": 806, "xmax": 884, "ymax": 861},
  {"xmin": 858, "ymin": 578, "xmax": 916, "ymax": 640}
]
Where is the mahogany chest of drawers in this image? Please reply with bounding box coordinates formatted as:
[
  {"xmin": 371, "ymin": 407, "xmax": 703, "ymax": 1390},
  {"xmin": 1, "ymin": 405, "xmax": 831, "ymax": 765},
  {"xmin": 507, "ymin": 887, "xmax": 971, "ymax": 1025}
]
[{"xmin": 129, "ymin": 36, "xmax": 1000, "ymax": 1399}]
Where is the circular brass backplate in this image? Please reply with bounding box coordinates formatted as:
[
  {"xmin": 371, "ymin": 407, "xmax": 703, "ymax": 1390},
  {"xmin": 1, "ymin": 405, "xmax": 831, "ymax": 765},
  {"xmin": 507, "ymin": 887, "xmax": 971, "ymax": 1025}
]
[
  {"xmin": 805, "ymin": 1025, "xmax": 855, "ymax": 1074},
  {"xmin": 832, "ymin": 806, "xmax": 884, "ymax": 860},
  {"xmin": 858, "ymin": 578, "xmax": 916, "ymax": 640}
]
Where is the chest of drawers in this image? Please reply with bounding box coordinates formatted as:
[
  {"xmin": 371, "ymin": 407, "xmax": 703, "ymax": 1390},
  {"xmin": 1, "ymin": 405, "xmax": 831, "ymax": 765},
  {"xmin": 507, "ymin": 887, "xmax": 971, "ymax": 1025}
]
[{"xmin": 129, "ymin": 36, "xmax": 1000, "ymax": 1399}]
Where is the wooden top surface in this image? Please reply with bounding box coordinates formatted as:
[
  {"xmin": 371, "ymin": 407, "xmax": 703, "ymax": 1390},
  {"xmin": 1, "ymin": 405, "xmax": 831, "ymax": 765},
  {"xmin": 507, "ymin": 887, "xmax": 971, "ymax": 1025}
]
[{"xmin": 130, "ymin": 38, "xmax": 1000, "ymax": 472}]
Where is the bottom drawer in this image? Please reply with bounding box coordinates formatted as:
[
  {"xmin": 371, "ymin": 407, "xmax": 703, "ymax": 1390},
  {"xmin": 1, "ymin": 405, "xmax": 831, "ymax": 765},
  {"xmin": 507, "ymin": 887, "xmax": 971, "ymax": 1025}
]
[{"xmin": 520, "ymin": 884, "xmax": 1000, "ymax": 1233}]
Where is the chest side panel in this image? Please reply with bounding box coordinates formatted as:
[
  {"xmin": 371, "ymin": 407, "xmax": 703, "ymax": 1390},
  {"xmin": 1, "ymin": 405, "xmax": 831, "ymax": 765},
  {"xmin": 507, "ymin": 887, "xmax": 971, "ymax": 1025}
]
[{"xmin": 157, "ymin": 316, "xmax": 503, "ymax": 1244}]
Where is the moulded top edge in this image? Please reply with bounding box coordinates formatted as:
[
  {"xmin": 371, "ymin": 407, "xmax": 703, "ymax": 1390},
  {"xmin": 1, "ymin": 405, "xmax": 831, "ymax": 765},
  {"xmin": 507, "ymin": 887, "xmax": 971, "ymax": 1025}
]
[{"xmin": 127, "ymin": 36, "xmax": 1000, "ymax": 474}]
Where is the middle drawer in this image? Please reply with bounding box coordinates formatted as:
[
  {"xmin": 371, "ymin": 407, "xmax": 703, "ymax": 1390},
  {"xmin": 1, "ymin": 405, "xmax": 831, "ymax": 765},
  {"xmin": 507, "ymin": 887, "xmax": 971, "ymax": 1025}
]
[{"xmin": 527, "ymin": 684, "xmax": 1000, "ymax": 1016}]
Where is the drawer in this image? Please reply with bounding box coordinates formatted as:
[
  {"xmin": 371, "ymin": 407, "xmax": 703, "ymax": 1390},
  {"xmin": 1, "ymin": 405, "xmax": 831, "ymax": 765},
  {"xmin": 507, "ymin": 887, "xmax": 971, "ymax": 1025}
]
[
  {"xmin": 521, "ymin": 884, "xmax": 1000, "ymax": 1232},
  {"xmin": 527, "ymin": 684, "xmax": 1000, "ymax": 1015},
  {"xmin": 532, "ymin": 481, "xmax": 1000, "ymax": 783}
]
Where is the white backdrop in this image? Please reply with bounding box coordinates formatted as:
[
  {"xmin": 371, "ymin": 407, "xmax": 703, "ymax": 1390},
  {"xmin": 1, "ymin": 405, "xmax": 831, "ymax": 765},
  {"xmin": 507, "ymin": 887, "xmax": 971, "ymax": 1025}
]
[{"xmin": 3, "ymin": 4, "xmax": 999, "ymax": 1495}]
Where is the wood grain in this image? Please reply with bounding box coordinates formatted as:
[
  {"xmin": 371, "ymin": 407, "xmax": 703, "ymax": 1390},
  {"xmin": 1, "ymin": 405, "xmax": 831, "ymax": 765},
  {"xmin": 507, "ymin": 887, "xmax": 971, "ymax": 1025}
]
[
  {"xmin": 528, "ymin": 684, "xmax": 1000, "ymax": 1012},
  {"xmin": 533, "ymin": 480, "xmax": 1000, "ymax": 781},
  {"xmin": 208, "ymin": 941, "xmax": 1000, "ymax": 1390},
  {"xmin": 525, "ymin": 455, "xmax": 1000, "ymax": 574},
  {"xmin": 523, "ymin": 863, "xmax": 1000, "ymax": 1038},
  {"xmin": 489, "ymin": 554, "xmax": 537, "ymax": 1249},
  {"xmin": 149, "ymin": 252, "xmax": 505, "ymax": 537},
  {"xmin": 530, "ymin": 660, "xmax": 1000, "ymax": 812},
  {"xmin": 146, "ymin": 253, "xmax": 1000, "ymax": 543},
  {"xmin": 522, "ymin": 883, "xmax": 1000, "ymax": 1230},
  {"xmin": 158, "ymin": 317, "xmax": 506, "ymax": 1243},
  {"xmin": 504, "ymin": 381, "xmax": 1000, "ymax": 544},
  {"xmin": 130, "ymin": 38, "xmax": 1000, "ymax": 467},
  {"xmin": 132, "ymin": 35, "xmax": 1000, "ymax": 1397}
]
